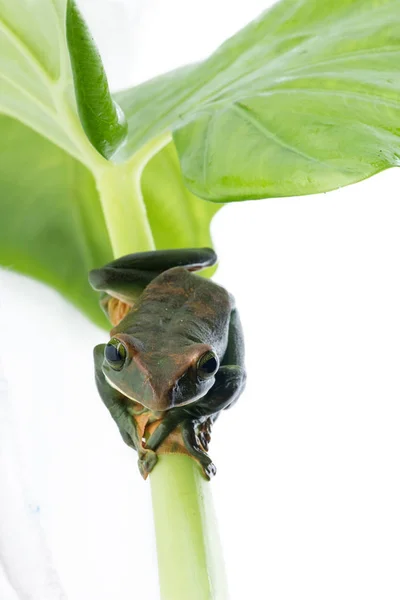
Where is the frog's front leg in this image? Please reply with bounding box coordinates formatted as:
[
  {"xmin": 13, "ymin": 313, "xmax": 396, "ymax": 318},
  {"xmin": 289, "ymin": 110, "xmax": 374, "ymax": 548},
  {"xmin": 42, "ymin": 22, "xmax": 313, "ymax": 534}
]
[
  {"xmin": 146, "ymin": 365, "xmax": 245, "ymax": 478},
  {"xmin": 182, "ymin": 365, "xmax": 246, "ymax": 478},
  {"xmin": 94, "ymin": 345, "xmax": 157, "ymax": 478}
]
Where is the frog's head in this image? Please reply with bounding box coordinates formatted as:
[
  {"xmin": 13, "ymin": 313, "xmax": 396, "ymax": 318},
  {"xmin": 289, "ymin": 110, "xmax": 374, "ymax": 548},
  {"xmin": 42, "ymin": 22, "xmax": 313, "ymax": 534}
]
[{"xmin": 101, "ymin": 333, "xmax": 219, "ymax": 412}]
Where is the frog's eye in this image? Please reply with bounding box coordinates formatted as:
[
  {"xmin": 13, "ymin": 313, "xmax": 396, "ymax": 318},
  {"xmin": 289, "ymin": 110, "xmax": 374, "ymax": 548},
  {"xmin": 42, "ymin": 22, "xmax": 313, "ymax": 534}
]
[
  {"xmin": 197, "ymin": 351, "xmax": 218, "ymax": 379},
  {"xmin": 104, "ymin": 338, "xmax": 127, "ymax": 371}
]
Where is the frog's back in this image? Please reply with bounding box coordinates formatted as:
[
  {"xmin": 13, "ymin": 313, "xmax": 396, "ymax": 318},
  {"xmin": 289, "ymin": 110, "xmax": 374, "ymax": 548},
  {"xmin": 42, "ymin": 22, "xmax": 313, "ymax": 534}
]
[{"xmin": 114, "ymin": 267, "xmax": 232, "ymax": 355}]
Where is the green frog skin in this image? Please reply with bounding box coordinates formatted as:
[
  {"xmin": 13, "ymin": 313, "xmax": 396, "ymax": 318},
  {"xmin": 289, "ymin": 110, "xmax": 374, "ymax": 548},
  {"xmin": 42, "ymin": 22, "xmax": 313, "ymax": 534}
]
[{"xmin": 89, "ymin": 248, "xmax": 246, "ymax": 479}]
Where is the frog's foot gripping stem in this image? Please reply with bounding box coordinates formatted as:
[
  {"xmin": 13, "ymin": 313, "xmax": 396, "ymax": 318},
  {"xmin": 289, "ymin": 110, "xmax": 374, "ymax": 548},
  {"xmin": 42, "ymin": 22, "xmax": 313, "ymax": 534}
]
[
  {"xmin": 197, "ymin": 417, "xmax": 213, "ymax": 453},
  {"xmin": 180, "ymin": 365, "xmax": 246, "ymax": 479},
  {"xmin": 137, "ymin": 448, "xmax": 158, "ymax": 480},
  {"xmin": 181, "ymin": 419, "xmax": 217, "ymax": 480},
  {"xmin": 120, "ymin": 430, "xmax": 157, "ymax": 479}
]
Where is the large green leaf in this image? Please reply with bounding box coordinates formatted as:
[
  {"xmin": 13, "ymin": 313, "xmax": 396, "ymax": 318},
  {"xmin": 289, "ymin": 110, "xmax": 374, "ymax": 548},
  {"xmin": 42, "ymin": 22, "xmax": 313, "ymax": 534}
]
[
  {"xmin": 0, "ymin": 0, "xmax": 116, "ymax": 326},
  {"xmin": 0, "ymin": 0, "xmax": 80, "ymax": 158},
  {"xmin": 0, "ymin": 114, "xmax": 111, "ymax": 328},
  {"xmin": 116, "ymin": 0, "xmax": 400, "ymax": 200}
]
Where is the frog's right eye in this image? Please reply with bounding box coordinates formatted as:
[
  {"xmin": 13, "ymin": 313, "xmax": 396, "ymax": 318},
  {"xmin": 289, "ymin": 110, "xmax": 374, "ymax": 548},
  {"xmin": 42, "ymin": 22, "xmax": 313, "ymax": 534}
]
[
  {"xmin": 104, "ymin": 338, "xmax": 127, "ymax": 371},
  {"xmin": 197, "ymin": 351, "xmax": 219, "ymax": 379}
]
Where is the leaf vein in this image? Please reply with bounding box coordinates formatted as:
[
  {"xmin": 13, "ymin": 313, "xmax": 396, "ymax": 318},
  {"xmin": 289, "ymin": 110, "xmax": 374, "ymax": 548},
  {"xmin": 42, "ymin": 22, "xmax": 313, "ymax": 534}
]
[
  {"xmin": 0, "ymin": 16, "xmax": 55, "ymax": 85},
  {"xmin": 232, "ymin": 101, "xmax": 334, "ymax": 168},
  {"xmin": 283, "ymin": 47, "xmax": 400, "ymax": 77},
  {"xmin": 202, "ymin": 115, "xmax": 214, "ymax": 193},
  {"xmin": 261, "ymin": 87, "xmax": 400, "ymax": 111},
  {"xmin": 0, "ymin": 72, "xmax": 56, "ymax": 118}
]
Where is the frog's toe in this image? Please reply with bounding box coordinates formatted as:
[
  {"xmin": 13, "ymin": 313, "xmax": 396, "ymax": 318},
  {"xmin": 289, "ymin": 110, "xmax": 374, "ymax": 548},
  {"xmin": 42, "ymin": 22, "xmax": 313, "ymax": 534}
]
[
  {"xmin": 203, "ymin": 461, "xmax": 217, "ymax": 480},
  {"xmin": 138, "ymin": 449, "xmax": 158, "ymax": 479},
  {"xmin": 196, "ymin": 418, "xmax": 213, "ymax": 452},
  {"xmin": 198, "ymin": 432, "xmax": 209, "ymax": 452}
]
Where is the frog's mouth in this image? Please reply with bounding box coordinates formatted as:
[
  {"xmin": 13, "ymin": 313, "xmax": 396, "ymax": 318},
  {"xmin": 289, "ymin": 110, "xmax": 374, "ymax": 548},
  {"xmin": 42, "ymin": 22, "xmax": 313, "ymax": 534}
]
[
  {"xmin": 104, "ymin": 373, "xmax": 139, "ymax": 403},
  {"xmin": 105, "ymin": 372, "xmax": 199, "ymax": 409},
  {"xmin": 103, "ymin": 366, "xmax": 173, "ymax": 412}
]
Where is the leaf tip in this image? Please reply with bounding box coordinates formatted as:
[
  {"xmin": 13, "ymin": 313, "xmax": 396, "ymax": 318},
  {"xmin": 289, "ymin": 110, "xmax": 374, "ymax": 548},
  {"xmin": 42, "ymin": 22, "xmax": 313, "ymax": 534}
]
[{"xmin": 66, "ymin": 0, "xmax": 128, "ymax": 160}]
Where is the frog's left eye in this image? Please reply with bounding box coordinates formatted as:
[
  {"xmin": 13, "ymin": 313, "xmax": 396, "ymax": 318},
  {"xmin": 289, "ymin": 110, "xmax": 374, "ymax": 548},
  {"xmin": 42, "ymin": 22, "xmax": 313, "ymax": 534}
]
[
  {"xmin": 197, "ymin": 351, "xmax": 219, "ymax": 379},
  {"xmin": 105, "ymin": 338, "xmax": 127, "ymax": 370}
]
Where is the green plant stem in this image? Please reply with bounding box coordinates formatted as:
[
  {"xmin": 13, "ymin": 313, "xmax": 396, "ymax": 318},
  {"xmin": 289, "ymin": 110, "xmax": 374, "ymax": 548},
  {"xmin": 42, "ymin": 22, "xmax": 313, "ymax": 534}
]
[
  {"xmin": 150, "ymin": 454, "xmax": 228, "ymax": 600},
  {"xmin": 98, "ymin": 135, "xmax": 228, "ymax": 599},
  {"xmin": 96, "ymin": 163, "xmax": 155, "ymax": 256},
  {"xmin": 94, "ymin": 132, "xmax": 171, "ymax": 257}
]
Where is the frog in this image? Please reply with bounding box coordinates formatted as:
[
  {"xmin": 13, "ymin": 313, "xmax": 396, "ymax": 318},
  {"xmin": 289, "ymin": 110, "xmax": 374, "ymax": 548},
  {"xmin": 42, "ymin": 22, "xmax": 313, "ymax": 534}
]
[{"xmin": 89, "ymin": 247, "xmax": 246, "ymax": 480}]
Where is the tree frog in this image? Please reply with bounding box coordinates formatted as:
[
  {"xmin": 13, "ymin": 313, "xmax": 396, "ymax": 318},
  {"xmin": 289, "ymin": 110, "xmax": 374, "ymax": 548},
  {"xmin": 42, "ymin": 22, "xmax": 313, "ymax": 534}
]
[{"xmin": 89, "ymin": 248, "xmax": 246, "ymax": 479}]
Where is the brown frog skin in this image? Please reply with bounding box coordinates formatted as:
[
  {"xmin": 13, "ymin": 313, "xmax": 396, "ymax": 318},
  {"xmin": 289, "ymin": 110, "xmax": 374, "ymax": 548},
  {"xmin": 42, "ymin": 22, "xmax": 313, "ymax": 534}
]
[{"xmin": 89, "ymin": 248, "xmax": 246, "ymax": 479}]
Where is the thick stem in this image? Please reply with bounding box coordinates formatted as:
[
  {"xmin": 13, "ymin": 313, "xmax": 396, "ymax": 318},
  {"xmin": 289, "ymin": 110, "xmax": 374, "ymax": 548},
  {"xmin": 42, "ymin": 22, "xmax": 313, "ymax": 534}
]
[
  {"xmin": 94, "ymin": 132, "xmax": 171, "ymax": 257},
  {"xmin": 96, "ymin": 133, "xmax": 228, "ymax": 599},
  {"xmin": 96, "ymin": 163, "xmax": 155, "ymax": 257},
  {"xmin": 150, "ymin": 455, "xmax": 228, "ymax": 600}
]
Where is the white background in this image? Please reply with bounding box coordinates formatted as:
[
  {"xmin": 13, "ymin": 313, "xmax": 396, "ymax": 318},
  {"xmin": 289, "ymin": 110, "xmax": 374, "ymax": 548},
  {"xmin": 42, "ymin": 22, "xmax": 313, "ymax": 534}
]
[{"xmin": 1, "ymin": 1, "xmax": 400, "ymax": 598}]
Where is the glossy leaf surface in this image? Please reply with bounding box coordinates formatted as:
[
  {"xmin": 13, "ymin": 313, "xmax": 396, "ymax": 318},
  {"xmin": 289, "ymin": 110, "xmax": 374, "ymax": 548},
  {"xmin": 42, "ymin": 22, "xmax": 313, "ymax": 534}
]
[{"xmin": 116, "ymin": 0, "xmax": 400, "ymax": 200}]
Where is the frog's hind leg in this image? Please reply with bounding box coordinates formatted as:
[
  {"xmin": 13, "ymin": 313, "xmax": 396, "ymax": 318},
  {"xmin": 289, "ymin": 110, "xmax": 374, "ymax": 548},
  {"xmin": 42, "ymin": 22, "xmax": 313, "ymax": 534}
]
[
  {"xmin": 89, "ymin": 248, "xmax": 217, "ymax": 324},
  {"xmin": 145, "ymin": 364, "xmax": 245, "ymax": 480},
  {"xmin": 145, "ymin": 368, "xmax": 246, "ymax": 480},
  {"xmin": 97, "ymin": 292, "xmax": 131, "ymax": 326},
  {"xmin": 100, "ymin": 247, "xmax": 217, "ymax": 275}
]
